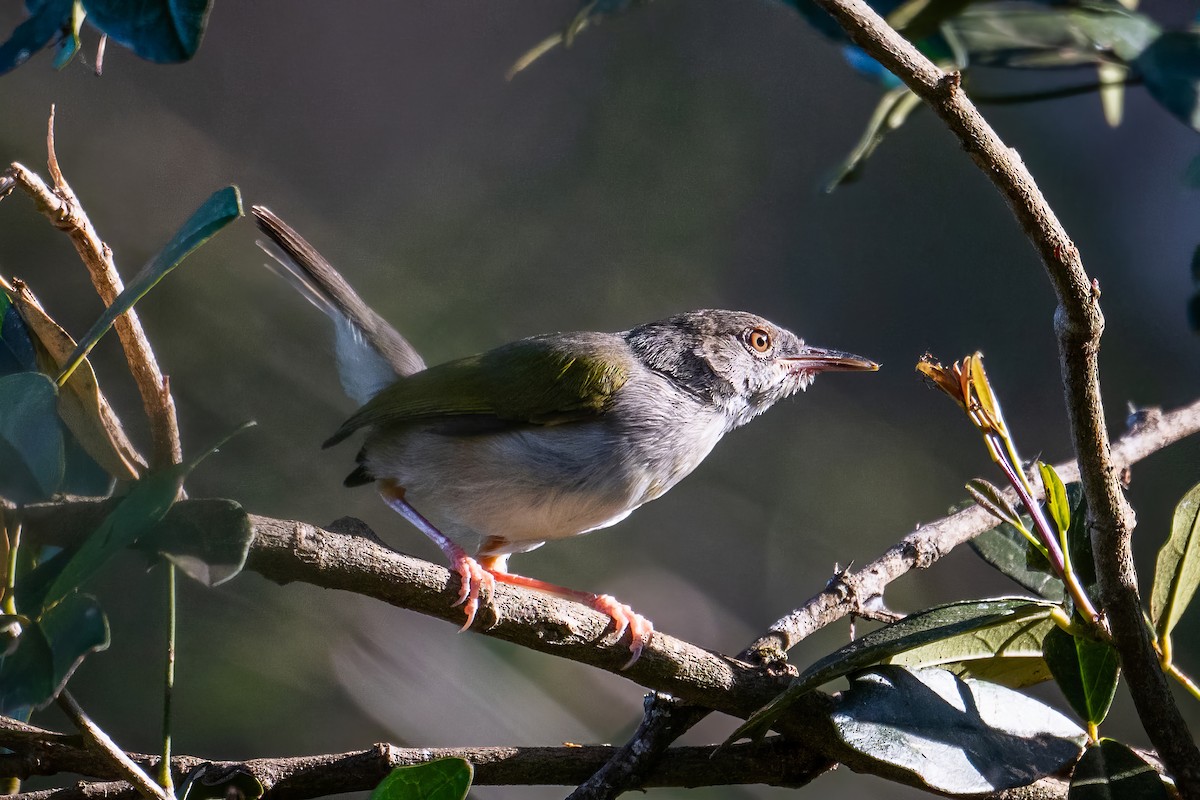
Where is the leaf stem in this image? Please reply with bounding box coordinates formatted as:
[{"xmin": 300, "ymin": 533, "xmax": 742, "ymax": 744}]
[{"xmin": 159, "ymin": 564, "xmax": 176, "ymax": 794}]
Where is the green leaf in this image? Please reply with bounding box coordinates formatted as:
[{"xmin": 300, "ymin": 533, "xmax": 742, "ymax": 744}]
[
  {"xmin": 81, "ymin": 0, "xmax": 212, "ymax": 63},
  {"xmin": 883, "ymin": 610, "xmax": 1056, "ymax": 689},
  {"xmin": 0, "ymin": 372, "xmax": 64, "ymax": 502},
  {"xmin": 832, "ymin": 666, "xmax": 1086, "ymax": 794},
  {"xmin": 1043, "ymin": 626, "xmax": 1120, "ymax": 726},
  {"xmin": 728, "ymin": 598, "xmax": 1059, "ymax": 743},
  {"xmin": 59, "ymin": 186, "xmax": 243, "ymax": 386},
  {"xmin": 1039, "ymin": 462, "xmax": 1070, "ymax": 535},
  {"xmin": 971, "ymin": 523, "xmax": 1065, "ymax": 600},
  {"xmin": 0, "ymin": 592, "xmax": 109, "ymax": 718},
  {"xmin": 966, "ymin": 478, "xmax": 1023, "ymax": 529},
  {"xmin": 40, "ymin": 422, "xmax": 253, "ymax": 609},
  {"xmin": 1150, "ymin": 480, "xmax": 1200, "ymax": 645},
  {"xmin": 946, "ymin": 3, "xmax": 1160, "ymax": 69},
  {"xmin": 0, "ymin": 0, "xmax": 73, "ymax": 76},
  {"xmin": 0, "ymin": 291, "xmax": 38, "ymax": 374},
  {"xmin": 1136, "ymin": 31, "xmax": 1200, "ymax": 133},
  {"xmin": 1069, "ymin": 739, "xmax": 1170, "ymax": 799},
  {"xmin": 370, "ymin": 759, "xmax": 473, "ymax": 800}
]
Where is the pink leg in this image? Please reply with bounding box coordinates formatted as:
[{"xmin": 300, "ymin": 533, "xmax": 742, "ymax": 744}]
[
  {"xmin": 479, "ymin": 556, "xmax": 654, "ymax": 669},
  {"xmin": 380, "ymin": 481, "xmax": 494, "ymax": 631}
]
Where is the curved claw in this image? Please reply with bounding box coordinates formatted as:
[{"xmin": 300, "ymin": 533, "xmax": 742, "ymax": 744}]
[
  {"xmin": 450, "ymin": 555, "xmax": 496, "ymax": 631},
  {"xmin": 592, "ymin": 594, "xmax": 654, "ymax": 669}
]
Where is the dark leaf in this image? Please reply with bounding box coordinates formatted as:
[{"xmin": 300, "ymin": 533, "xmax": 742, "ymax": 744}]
[
  {"xmin": 0, "ymin": 593, "xmax": 108, "ymax": 718},
  {"xmin": 1069, "ymin": 739, "xmax": 1170, "ymax": 799},
  {"xmin": 833, "ymin": 666, "xmax": 1085, "ymax": 794},
  {"xmin": 1136, "ymin": 31, "xmax": 1200, "ymax": 132},
  {"xmin": 1043, "ymin": 625, "xmax": 1119, "ymax": 725},
  {"xmin": 729, "ymin": 598, "xmax": 1058, "ymax": 743},
  {"xmin": 59, "ymin": 186, "xmax": 243, "ymax": 385},
  {"xmin": 370, "ymin": 759, "xmax": 473, "ymax": 800},
  {"xmin": 140, "ymin": 499, "xmax": 254, "ymax": 586},
  {"xmin": 82, "ymin": 0, "xmax": 212, "ymax": 62},
  {"xmin": 0, "ymin": 372, "xmax": 64, "ymax": 502},
  {"xmin": 971, "ymin": 523, "xmax": 1065, "ymax": 600},
  {"xmin": 0, "ymin": 291, "xmax": 38, "ymax": 375},
  {"xmin": 0, "ymin": 0, "xmax": 73, "ymax": 76}
]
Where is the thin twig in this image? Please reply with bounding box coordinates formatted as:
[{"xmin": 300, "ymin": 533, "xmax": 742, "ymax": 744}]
[
  {"xmin": 55, "ymin": 693, "xmax": 171, "ymax": 800},
  {"xmin": 800, "ymin": 0, "xmax": 1200, "ymax": 794}
]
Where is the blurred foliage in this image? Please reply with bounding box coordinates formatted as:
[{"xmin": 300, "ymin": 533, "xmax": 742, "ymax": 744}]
[{"xmin": 0, "ymin": 0, "xmax": 213, "ymax": 76}]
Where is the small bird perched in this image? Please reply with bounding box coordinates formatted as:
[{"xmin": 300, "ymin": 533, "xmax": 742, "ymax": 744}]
[{"xmin": 253, "ymin": 206, "xmax": 878, "ymax": 667}]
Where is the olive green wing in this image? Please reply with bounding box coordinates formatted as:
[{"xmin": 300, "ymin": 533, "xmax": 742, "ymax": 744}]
[{"xmin": 323, "ymin": 334, "xmax": 630, "ymax": 446}]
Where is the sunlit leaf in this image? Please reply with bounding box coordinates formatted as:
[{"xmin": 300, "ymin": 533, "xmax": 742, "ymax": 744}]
[
  {"xmin": 728, "ymin": 598, "xmax": 1058, "ymax": 743},
  {"xmin": 833, "ymin": 666, "xmax": 1086, "ymax": 794},
  {"xmin": 1069, "ymin": 739, "xmax": 1170, "ymax": 799},
  {"xmin": 883, "ymin": 610, "xmax": 1055, "ymax": 688},
  {"xmin": 1043, "ymin": 626, "xmax": 1120, "ymax": 726},
  {"xmin": 51, "ymin": 0, "xmax": 83, "ymax": 69},
  {"xmin": 1150, "ymin": 480, "xmax": 1200, "ymax": 646},
  {"xmin": 59, "ymin": 185, "xmax": 243, "ymax": 385},
  {"xmin": 1039, "ymin": 462, "xmax": 1070, "ymax": 535},
  {"xmin": 370, "ymin": 759, "xmax": 473, "ymax": 800}
]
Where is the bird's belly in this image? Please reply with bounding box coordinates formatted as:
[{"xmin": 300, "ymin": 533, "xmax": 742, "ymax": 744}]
[{"xmin": 365, "ymin": 424, "xmax": 658, "ymax": 554}]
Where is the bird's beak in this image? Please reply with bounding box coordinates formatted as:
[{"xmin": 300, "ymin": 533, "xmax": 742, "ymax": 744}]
[{"xmin": 786, "ymin": 346, "xmax": 879, "ymax": 373}]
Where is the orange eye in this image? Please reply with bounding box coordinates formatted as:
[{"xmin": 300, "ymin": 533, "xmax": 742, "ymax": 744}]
[{"xmin": 747, "ymin": 327, "xmax": 772, "ymax": 353}]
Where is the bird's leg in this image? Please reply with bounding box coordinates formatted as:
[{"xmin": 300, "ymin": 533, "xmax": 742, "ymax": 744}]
[
  {"xmin": 478, "ymin": 552, "xmax": 654, "ymax": 669},
  {"xmin": 379, "ymin": 480, "xmax": 494, "ymax": 631}
]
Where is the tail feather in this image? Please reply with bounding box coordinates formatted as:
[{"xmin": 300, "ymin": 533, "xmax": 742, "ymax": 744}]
[{"xmin": 252, "ymin": 206, "xmax": 426, "ymax": 406}]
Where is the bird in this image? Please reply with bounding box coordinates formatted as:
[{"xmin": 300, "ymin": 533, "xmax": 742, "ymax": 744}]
[{"xmin": 252, "ymin": 205, "xmax": 879, "ymax": 667}]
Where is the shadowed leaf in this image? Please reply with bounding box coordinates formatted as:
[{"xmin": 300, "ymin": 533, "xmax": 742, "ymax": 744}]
[
  {"xmin": 0, "ymin": 372, "xmax": 63, "ymax": 502},
  {"xmin": 82, "ymin": 0, "xmax": 213, "ymax": 62},
  {"xmin": 833, "ymin": 666, "xmax": 1085, "ymax": 794},
  {"xmin": 1069, "ymin": 739, "xmax": 1170, "ymax": 799},
  {"xmin": 0, "ymin": 0, "xmax": 72, "ymax": 76}
]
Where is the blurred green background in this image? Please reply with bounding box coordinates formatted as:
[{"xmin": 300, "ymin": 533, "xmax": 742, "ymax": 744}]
[{"xmin": 2, "ymin": 1, "xmax": 1199, "ymax": 797}]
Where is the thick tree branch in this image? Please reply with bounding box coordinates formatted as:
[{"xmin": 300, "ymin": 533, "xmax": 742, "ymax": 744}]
[{"xmin": 802, "ymin": 0, "xmax": 1200, "ymax": 794}]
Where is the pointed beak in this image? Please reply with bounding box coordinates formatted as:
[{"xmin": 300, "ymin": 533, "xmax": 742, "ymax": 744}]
[{"xmin": 786, "ymin": 346, "xmax": 879, "ymax": 373}]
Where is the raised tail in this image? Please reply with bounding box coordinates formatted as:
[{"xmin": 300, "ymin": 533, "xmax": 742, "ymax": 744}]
[{"xmin": 252, "ymin": 205, "xmax": 425, "ymax": 404}]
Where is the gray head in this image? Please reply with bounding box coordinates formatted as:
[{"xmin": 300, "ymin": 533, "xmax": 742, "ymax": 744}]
[{"xmin": 624, "ymin": 310, "xmax": 878, "ymax": 428}]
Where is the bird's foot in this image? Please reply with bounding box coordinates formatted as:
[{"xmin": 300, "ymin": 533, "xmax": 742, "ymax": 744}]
[
  {"xmin": 591, "ymin": 594, "xmax": 654, "ymax": 669},
  {"xmin": 449, "ymin": 554, "xmax": 496, "ymax": 631}
]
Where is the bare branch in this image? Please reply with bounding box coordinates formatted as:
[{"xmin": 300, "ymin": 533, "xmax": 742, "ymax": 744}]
[
  {"xmin": 799, "ymin": 0, "xmax": 1200, "ymax": 793},
  {"xmin": 55, "ymin": 692, "xmax": 170, "ymax": 800},
  {"xmin": 2, "ymin": 109, "xmax": 181, "ymax": 469}
]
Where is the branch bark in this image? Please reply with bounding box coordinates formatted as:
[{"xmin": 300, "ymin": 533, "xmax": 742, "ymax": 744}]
[
  {"xmin": 13, "ymin": 396, "xmax": 1200, "ymax": 798},
  {"xmin": 799, "ymin": 0, "xmax": 1200, "ymax": 795}
]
